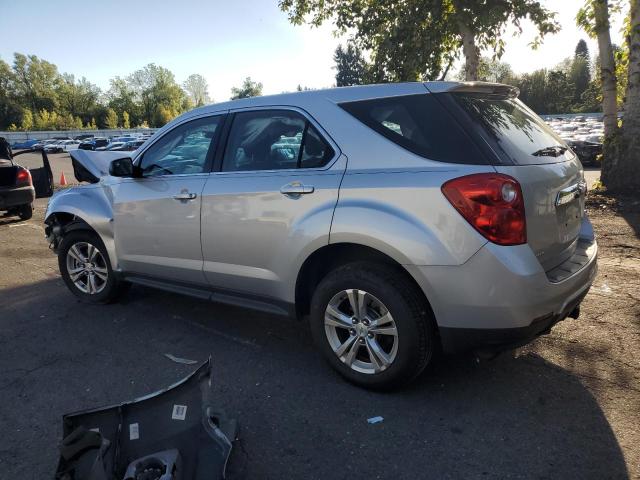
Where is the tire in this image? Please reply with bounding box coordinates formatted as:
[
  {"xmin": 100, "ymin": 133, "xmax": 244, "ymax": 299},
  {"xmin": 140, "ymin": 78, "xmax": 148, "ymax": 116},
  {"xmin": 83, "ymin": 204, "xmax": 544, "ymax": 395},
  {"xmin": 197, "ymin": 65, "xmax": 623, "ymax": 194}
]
[
  {"xmin": 58, "ymin": 230, "xmax": 127, "ymax": 304},
  {"xmin": 310, "ymin": 262, "xmax": 436, "ymax": 390},
  {"xmin": 18, "ymin": 203, "xmax": 33, "ymax": 220}
]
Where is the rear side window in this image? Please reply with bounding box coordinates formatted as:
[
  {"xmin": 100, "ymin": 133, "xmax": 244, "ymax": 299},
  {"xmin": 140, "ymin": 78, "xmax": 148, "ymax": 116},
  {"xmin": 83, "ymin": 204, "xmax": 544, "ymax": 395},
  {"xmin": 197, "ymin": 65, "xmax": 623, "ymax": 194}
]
[
  {"xmin": 339, "ymin": 94, "xmax": 486, "ymax": 164},
  {"xmin": 452, "ymin": 94, "xmax": 567, "ymax": 165},
  {"xmin": 222, "ymin": 110, "xmax": 334, "ymax": 172}
]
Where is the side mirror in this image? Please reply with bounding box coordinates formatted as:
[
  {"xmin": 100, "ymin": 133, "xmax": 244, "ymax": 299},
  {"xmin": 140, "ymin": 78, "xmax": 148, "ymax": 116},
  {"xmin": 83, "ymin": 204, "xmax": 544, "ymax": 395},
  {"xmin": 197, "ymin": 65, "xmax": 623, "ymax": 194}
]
[{"xmin": 109, "ymin": 157, "xmax": 140, "ymax": 177}]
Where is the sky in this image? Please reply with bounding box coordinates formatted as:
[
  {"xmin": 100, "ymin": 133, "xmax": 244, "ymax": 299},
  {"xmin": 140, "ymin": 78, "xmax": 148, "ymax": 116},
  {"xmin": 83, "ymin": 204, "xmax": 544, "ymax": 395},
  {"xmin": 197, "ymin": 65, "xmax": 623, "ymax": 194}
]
[{"xmin": 0, "ymin": 0, "xmax": 627, "ymax": 102}]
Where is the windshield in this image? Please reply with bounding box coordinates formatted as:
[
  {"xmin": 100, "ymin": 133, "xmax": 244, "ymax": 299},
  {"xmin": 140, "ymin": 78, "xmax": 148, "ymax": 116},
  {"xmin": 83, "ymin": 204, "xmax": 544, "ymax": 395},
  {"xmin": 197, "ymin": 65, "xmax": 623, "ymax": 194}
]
[{"xmin": 452, "ymin": 93, "xmax": 569, "ymax": 165}]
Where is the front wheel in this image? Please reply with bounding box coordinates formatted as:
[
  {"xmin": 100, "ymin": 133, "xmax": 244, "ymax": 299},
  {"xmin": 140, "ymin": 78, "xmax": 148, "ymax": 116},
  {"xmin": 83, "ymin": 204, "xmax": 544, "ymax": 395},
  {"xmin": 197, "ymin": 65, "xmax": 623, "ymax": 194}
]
[
  {"xmin": 58, "ymin": 230, "xmax": 127, "ymax": 304},
  {"xmin": 310, "ymin": 262, "xmax": 436, "ymax": 390}
]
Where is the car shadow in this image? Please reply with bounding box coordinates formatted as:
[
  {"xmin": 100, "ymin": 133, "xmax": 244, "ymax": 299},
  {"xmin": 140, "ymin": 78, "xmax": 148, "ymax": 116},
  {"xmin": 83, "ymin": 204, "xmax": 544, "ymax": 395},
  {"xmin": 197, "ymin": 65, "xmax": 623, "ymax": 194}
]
[{"xmin": 0, "ymin": 278, "xmax": 630, "ymax": 479}]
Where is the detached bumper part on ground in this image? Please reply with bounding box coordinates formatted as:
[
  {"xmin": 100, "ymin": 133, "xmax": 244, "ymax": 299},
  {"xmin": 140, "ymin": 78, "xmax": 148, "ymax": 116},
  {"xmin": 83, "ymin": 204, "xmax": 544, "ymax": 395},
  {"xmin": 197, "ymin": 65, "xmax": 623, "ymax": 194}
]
[{"xmin": 55, "ymin": 359, "xmax": 236, "ymax": 480}]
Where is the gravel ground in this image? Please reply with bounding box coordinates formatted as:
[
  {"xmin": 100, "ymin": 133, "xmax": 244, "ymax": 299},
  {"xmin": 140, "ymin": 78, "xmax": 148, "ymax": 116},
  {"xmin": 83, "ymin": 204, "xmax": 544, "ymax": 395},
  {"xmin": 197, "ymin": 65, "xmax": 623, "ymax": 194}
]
[{"xmin": 0, "ymin": 192, "xmax": 638, "ymax": 479}]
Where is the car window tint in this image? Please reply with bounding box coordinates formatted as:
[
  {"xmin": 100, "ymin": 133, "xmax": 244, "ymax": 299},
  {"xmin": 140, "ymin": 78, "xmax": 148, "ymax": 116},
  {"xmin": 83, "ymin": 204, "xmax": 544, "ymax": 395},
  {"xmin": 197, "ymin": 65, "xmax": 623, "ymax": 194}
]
[
  {"xmin": 300, "ymin": 124, "xmax": 334, "ymax": 168},
  {"xmin": 452, "ymin": 93, "xmax": 567, "ymax": 165},
  {"xmin": 222, "ymin": 110, "xmax": 306, "ymax": 172},
  {"xmin": 339, "ymin": 94, "xmax": 486, "ymax": 164},
  {"xmin": 140, "ymin": 116, "xmax": 221, "ymax": 176}
]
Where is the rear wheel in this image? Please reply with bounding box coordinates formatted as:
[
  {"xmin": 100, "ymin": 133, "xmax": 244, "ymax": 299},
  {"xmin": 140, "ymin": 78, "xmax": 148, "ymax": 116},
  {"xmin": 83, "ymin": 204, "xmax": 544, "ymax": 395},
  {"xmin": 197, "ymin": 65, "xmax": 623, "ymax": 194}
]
[
  {"xmin": 310, "ymin": 262, "xmax": 436, "ymax": 390},
  {"xmin": 18, "ymin": 203, "xmax": 33, "ymax": 220},
  {"xmin": 58, "ymin": 230, "xmax": 127, "ymax": 304}
]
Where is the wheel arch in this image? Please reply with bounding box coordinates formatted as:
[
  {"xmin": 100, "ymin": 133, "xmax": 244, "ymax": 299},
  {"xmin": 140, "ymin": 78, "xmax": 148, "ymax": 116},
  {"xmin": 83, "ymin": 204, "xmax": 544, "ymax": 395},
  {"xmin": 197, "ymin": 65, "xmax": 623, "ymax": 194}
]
[{"xmin": 294, "ymin": 242, "xmax": 436, "ymax": 324}]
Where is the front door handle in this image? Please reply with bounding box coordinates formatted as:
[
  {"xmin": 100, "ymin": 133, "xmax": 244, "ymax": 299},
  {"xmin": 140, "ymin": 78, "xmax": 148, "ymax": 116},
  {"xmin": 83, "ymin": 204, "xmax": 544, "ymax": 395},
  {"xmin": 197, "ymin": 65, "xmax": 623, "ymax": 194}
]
[
  {"xmin": 280, "ymin": 182, "xmax": 315, "ymax": 196},
  {"xmin": 172, "ymin": 192, "xmax": 197, "ymax": 201}
]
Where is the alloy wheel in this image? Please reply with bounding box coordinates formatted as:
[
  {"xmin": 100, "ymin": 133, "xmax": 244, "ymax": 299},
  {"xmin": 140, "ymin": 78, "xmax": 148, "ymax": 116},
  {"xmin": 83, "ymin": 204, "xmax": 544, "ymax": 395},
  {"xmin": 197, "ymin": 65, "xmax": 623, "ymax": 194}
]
[
  {"xmin": 65, "ymin": 242, "xmax": 108, "ymax": 294},
  {"xmin": 324, "ymin": 289, "xmax": 398, "ymax": 374}
]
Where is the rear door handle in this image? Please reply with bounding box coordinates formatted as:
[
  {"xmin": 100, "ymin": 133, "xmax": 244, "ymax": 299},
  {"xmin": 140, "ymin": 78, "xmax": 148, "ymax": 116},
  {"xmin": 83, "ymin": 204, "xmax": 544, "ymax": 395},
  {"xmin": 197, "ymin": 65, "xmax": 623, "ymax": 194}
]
[
  {"xmin": 172, "ymin": 192, "xmax": 197, "ymax": 201},
  {"xmin": 280, "ymin": 182, "xmax": 315, "ymax": 196}
]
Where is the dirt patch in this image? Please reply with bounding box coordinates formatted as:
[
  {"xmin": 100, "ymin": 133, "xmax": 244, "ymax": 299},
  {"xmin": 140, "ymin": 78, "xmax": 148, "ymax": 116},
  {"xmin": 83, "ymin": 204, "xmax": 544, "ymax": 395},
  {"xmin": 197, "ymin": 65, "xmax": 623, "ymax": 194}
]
[{"xmin": 520, "ymin": 191, "xmax": 640, "ymax": 476}]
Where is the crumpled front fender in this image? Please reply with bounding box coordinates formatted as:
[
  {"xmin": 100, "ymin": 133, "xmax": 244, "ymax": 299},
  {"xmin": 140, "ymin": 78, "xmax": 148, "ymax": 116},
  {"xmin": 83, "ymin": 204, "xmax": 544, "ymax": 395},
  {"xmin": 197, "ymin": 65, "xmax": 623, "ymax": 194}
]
[{"xmin": 45, "ymin": 184, "xmax": 117, "ymax": 269}]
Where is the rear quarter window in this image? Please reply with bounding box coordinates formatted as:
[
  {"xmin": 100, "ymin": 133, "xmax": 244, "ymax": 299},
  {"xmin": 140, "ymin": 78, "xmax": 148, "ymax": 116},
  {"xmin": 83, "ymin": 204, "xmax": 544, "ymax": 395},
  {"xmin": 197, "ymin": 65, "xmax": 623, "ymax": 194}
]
[{"xmin": 338, "ymin": 94, "xmax": 487, "ymax": 165}]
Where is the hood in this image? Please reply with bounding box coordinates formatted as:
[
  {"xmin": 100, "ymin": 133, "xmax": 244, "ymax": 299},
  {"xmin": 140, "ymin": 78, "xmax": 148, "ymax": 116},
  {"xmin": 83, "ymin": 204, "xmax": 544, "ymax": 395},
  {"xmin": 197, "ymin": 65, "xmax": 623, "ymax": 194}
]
[{"xmin": 70, "ymin": 149, "xmax": 133, "ymax": 183}]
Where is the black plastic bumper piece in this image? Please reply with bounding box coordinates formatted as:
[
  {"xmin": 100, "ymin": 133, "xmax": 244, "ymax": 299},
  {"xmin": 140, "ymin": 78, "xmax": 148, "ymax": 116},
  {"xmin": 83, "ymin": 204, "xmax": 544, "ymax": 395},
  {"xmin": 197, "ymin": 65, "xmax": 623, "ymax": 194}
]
[
  {"xmin": 0, "ymin": 185, "xmax": 34, "ymax": 210},
  {"xmin": 439, "ymin": 292, "xmax": 588, "ymax": 355}
]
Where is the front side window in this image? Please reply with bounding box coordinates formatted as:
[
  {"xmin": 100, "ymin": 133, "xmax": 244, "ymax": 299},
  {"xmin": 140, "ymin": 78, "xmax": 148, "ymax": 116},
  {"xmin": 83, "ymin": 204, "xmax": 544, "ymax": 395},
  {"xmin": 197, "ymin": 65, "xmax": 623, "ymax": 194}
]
[
  {"xmin": 222, "ymin": 110, "xmax": 334, "ymax": 172},
  {"xmin": 139, "ymin": 116, "xmax": 222, "ymax": 176}
]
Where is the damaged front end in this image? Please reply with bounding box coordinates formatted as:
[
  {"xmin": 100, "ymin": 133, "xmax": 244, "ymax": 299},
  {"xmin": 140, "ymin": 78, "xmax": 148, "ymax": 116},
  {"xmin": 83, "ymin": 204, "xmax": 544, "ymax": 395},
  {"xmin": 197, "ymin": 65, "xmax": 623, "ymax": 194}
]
[{"xmin": 55, "ymin": 359, "xmax": 237, "ymax": 480}]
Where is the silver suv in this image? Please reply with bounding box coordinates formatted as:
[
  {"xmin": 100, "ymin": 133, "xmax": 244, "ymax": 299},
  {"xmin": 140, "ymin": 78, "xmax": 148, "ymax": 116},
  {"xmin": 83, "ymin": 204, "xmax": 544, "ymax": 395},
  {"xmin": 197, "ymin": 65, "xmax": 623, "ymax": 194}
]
[{"xmin": 45, "ymin": 82, "xmax": 597, "ymax": 389}]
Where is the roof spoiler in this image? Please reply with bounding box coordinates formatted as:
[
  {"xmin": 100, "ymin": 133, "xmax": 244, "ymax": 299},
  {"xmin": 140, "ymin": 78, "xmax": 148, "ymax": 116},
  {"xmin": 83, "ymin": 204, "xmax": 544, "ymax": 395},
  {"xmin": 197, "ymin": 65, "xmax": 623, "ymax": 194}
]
[{"xmin": 424, "ymin": 81, "xmax": 519, "ymax": 98}]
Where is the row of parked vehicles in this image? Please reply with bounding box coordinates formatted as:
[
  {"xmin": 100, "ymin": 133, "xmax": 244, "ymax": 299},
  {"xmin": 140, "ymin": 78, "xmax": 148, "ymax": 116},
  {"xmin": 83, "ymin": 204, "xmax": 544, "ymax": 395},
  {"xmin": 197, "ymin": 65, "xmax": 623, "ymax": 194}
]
[{"xmin": 11, "ymin": 133, "xmax": 153, "ymax": 154}]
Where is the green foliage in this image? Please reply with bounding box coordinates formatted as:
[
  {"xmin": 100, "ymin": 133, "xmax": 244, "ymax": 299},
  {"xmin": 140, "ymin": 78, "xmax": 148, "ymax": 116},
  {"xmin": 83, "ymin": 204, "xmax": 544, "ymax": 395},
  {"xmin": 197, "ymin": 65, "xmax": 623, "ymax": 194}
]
[
  {"xmin": 334, "ymin": 41, "xmax": 370, "ymax": 86},
  {"xmin": 105, "ymin": 108, "xmax": 119, "ymax": 129},
  {"xmin": 0, "ymin": 53, "xmax": 204, "ymax": 130},
  {"xmin": 230, "ymin": 77, "xmax": 263, "ymax": 100},
  {"xmin": 122, "ymin": 111, "xmax": 130, "ymax": 129},
  {"xmin": 280, "ymin": 0, "xmax": 558, "ymax": 81},
  {"xmin": 20, "ymin": 109, "xmax": 33, "ymax": 131},
  {"xmin": 183, "ymin": 74, "xmax": 210, "ymax": 107}
]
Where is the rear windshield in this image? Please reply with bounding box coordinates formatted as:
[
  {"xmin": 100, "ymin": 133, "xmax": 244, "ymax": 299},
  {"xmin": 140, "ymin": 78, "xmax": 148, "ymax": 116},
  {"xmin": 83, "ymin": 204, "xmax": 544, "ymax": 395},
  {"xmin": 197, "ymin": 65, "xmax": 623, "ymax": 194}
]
[
  {"xmin": 339, "ymin": 94, "xmax": 487, "ymax": 164},
  {"xmin": 452, "ymin": 93, "xmax": 568, "ymax": 165}
]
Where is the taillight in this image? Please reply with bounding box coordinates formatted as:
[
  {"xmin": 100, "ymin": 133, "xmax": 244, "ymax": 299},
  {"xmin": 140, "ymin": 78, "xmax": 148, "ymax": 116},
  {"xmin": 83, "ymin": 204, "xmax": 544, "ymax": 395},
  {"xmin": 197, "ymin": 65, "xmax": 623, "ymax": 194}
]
[
  {"xmin": 16, "ymin": 168, "xmax": 32, "ymax": 187},
  {"xmin": 441, "ymin": 173, "xmax": 526, "ymax": 246}
]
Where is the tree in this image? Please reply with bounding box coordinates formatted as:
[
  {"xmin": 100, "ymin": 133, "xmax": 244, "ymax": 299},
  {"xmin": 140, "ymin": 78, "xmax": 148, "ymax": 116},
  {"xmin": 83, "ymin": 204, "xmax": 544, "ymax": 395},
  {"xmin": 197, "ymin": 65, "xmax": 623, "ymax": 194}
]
[
  {"xmin": 578, "ymin": 0, "xmax": 618, "ymax": 137},
  {"xmin": 334, "ymin": 41, "xmax": 370, "ymax": 86},
  {"xmin": 12, "ymin": 53, "xmax": 61, "ymax": 114},
  {"xmin": 57, "ymin": 74, "xmax": 101, "ymax": 125},
  {"xmin": 570, "ymin": 40, "xmax": 592, "ymax": 101},
  {"xmin": 183, "ymin": 74, "xmax": 210, "ymax": 107},
  {"xmin": 122, "ymin": 111, "xmax": 130, "ymax": 129},
  {"xmin": 230, "ymin": 77, "xmax": 263, "ymax": 99},
  {"xmin": 20, "ymin": 109, "xmax": 33, "ymax": 131},
  {"xmin": 127, "ymin": 64, "xmax": 189, "ymax": 127},
  {"xmin": 279, "ymin": 0, "xmax": 558, "ymax": 82},
  {"xmin": 605, "ymin": 0, "xmax": 640, "ymax": 192},
  {"xmin": 105, "ymin": 108, "xmax": 119, "ymax": 129}
]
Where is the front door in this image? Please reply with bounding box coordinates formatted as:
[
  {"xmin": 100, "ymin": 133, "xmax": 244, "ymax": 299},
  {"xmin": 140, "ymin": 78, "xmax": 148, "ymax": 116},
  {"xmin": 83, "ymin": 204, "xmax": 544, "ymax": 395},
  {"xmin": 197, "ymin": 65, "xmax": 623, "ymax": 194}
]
[
  {"xmin": 200, "ymin": 108, "xmax": 345, "ymax": 302},
  {"xmin": 113, "ymin": 114, "xmax": 225, "ymax": 285}
]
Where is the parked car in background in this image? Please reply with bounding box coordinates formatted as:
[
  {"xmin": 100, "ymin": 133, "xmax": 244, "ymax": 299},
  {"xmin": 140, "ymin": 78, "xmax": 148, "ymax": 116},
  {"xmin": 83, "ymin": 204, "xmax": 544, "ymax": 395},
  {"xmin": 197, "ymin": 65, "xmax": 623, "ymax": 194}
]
[
  {"xmin": 0, "ymin": 140, "xmax": 53, "ymax": 220},
  {"xmin": 11, "ymin": 139, "xmax": 40, "ymax": 150},
  {"xmin": 108, "ymin": 140, "xmax": 145, "ymax": 151},
  {"xmin": 97, "ymin": 142, "xmax": 126, "ymax": 151},
  {"xmin": 44, "ymin": 141, "xmax": 65, "ymax": 153},
  {"xmin": 45, "ymin": 82, "xmax": 597, "ymax": 389},
  {"xmin": 61, "ymin": 140, "xmax": 81, "ymax": 152},
  {"xmin": 78, "ymin": 138, "xmax": 109, "ymax": 151}
]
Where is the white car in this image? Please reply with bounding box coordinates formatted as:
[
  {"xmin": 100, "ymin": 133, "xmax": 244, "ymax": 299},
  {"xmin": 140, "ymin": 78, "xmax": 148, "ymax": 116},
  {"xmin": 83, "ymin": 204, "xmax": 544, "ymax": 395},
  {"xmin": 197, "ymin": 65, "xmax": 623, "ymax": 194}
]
[{"xmin": 61, "ymin": 140, "xmax": 81, "ymax": 152}]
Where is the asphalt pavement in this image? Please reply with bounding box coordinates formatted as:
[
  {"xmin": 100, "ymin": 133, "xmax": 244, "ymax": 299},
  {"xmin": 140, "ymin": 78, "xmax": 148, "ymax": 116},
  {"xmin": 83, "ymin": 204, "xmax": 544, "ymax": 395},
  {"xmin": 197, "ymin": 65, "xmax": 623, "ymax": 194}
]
[{"xmin": 0, "ymin": 197, "xmax": 630, "ymax": 480}]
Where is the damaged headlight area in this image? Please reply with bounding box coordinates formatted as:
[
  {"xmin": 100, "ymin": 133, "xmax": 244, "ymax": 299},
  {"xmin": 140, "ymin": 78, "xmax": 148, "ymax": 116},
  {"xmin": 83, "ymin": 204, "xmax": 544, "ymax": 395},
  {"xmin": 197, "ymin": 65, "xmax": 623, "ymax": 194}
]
[{"xmin": 55, "ymin": 359, "xmax": 237, "ymax": 480}]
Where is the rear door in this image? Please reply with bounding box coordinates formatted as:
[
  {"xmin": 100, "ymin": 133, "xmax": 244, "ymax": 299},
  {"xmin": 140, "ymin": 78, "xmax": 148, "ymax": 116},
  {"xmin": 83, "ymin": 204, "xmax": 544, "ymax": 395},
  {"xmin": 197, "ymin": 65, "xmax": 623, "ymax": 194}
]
[
  {"xmin": 449, "ymin": 93, "xmax": 586, "ymax": 271},
  {"xmin": 200, "ymin": 107, "xmax": 345, "ymax": 301}
]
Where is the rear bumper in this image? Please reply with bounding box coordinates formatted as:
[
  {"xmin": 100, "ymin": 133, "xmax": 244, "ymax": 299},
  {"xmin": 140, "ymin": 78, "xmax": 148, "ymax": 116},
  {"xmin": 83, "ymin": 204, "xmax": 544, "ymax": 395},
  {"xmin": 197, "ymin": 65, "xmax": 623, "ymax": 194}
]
[
  {"xmin": 405, "ymin": 218, "xmax": 598, "ymax": 354},
  {"xmin": 0, "ymin": 185, "xmax": 35, "ymax": 210},
  {"xmin": 438, "ymin": 289, "xmax": 588, "ymax": 354}
]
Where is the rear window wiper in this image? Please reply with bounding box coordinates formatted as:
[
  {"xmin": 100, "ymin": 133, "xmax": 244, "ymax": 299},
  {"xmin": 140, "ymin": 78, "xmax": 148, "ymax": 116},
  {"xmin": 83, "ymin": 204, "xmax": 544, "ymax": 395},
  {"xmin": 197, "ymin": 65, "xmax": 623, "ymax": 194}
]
[{"xmin": 531, "ymin": 145, "xmax": 567, "ymax": 157}]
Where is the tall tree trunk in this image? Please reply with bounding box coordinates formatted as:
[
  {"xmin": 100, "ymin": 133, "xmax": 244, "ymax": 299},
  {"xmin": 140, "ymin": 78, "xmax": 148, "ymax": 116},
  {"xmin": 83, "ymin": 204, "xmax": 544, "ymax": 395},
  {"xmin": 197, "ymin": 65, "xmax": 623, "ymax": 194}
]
[
  {"xmin": 623, "ymin": 0, "xmax": 640, "ymax": 134},
  {"xmin": 458, "ymin": 20, "xmax": 479, "ymax": 81},
  {"xmin": 607, "ymin": 0, "xmax": 640, "ymax": 193},
  {"xmin": 594, "ymin": 0, "xmax": 618, "ymax": 137}
]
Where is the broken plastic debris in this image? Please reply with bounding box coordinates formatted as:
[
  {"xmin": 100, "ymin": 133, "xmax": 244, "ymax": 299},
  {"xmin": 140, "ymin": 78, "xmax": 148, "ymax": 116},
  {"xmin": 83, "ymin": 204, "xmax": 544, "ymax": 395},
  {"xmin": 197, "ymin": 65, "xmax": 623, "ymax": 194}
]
[
  {"xmin": 164, "ymin": 353, "xmax": 198, "ymax": 365},
  {"xmin": 367, "ymin": 416, "xmax": 384, "ymax": 424}
]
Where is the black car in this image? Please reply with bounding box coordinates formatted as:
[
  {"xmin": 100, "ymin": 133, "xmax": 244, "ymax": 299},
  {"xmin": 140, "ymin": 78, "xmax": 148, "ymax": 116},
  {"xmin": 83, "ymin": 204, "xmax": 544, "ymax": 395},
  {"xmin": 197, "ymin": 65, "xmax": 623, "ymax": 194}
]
[
  {"xmin": 0, "ymin": 140, "xmax": 54, "ymax": 220},
  {"xmin": 78, "ymin": 138, "xmax": 109, "ymax": 151}
]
